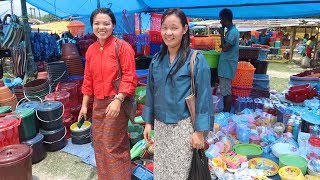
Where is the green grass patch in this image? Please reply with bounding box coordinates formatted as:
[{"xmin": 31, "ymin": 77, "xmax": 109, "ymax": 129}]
[
  {"xmin": 267, "ymin": 62, "xmax": 304, "ymax": 74},
  {"xmin": 270, "ymin": 77, "xmax": 289, "ymax": 92}
]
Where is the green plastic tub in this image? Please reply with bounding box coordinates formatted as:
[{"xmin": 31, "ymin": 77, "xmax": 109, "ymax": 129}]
[
  {"xmin": 279, "ymin": 154, "xmax": 308, "ymax": 175},
  {"xmin": 135, "ymin": 86, "xmax": 146, "ymax": 104},
  {"xmin": 202, "ymin": 50, "xmax": 220, "ymax": 68},
  {"xmin": 128, "ymin": 124, "xmax": 144, "ymax": 145},
  {"xmin": 15, "ymin": 108, "xmax": 37, "ymax": 141}
]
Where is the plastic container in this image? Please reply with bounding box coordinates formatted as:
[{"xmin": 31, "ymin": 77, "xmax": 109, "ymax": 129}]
[
  {"xmin": 150, "ymin": 13, "xmax": 162, "ymax": 31},
  {"xmin": 258, "ymin": 49, "xmax": 270, "ymax": 61},
  {"xmin": 239, "ymin": 46, "xmax": 260, "ymax": 60},
  {"xmin": 45, "ymin": 91, "xmax": 70, "ymax": 118},
  {"xmin": 21, "ymin": 133, "xmax": 47, "ymax": 164},
  {"xmin": 232, "ymin": 62, "xmax": 256, "ymax": 87},
  {"xmin": 191, "ymin": 36, "xmax": 215, "ymax": 50},
  {"xmin": 135, "ymin": 86, "xmax": 146, "ymax": 104},
  {"xmin": 67, "ymin": 20, "xmax": 85, "ymax": 37},
  {"xmin": 233, "ymin": 144, "xmax": 263, "ymax": 159},
  {"xmin": 0, "ymin": 115, "xmax": 21, "ymax": 148},
  {"xmin": 150, "ymin": 43, "xmax": 161, "ymax": 56},
  {"xmin": 60, "ymin": 82, "xmax": 78, "ymax": 108},
  {"xmin": 40, "ymin": 126, "xmax": 67, "ymax": 152},
  {"xmin": 148, "ymin": 30, "xmax": 162, "ymax": 43},
  {"xmin": 0, "ymin": 144, "xmax": 33, "ymax": 180},
  {"xmin": 253, "ymin": 74, "xmax": 270, "ymax": 90},
  {"xmin": 70, "ymin": 121, "xmax": 91, "ymax": 145},
  {"xmin": 212, "ymin": 95, "xmax": 220, "ymax": 113},
  {"xmin": 202, "ymin": 50, "xmax": 220, "ymax": 68},
  {"xmin": 36, "ymin": 101, "xmax": 64, "ymax": 131},
  {"xmin": 128, "ymin": 124, "xmax": 144, "ymax": 145},
  {"xmin": 278, "ymin": 166, "xmax": 304, "ymax": 180},
  {"xmin": 251, "ymin": 60, "xmax": 269, "ymax": 74},
  {"xmin": 132, "ymin": 164, "xmax": 154, "ymax": 180},
  {"xmin": 232, "ymin": 85, "xmax": 252, "ymax": 97},
  {"xmin": 0, "ymin": 106, "xmax": 11, "ymax": 114},
  {"xmin": 274, "ymin": 41, "xmax": 281, "ymax": 48},
  {"xmin": 279, "ymin": 154, "xmax": 308, "ymax": 175},
  {"xmin": 15, "ymin": 109, "xmax": 37, "ymax": 141},
  {"xmin": 307, "ymin": 137, "xmax": 320, "ymax": 160}
]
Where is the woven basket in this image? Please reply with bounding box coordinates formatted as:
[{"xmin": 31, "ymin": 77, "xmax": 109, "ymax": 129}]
[
  {"xmin": 232, "ymin": 62, "xmax": 256, "ymax": 87},
  {"xmin": 232, "ymin": 85, "xmax": 252, "ymax": 97}
]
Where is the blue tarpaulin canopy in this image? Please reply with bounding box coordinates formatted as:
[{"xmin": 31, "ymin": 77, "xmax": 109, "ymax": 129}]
[{"xmin": 26, "ymin": 0, "xmax": 320, "ymax": 19}]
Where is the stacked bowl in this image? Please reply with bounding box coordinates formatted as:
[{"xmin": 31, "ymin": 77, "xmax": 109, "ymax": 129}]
[
  {"xmin": 0, "ymin": 86, "xmax": 18, "ymax": 110},
  {"xmin": 61, "ymin": 43, "xmax": 84, "ymax": 76}
]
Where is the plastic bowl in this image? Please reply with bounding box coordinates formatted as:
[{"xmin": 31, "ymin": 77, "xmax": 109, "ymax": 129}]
[
  {"xmin": 271, "ymin": 143, "xmax": 299, "ymax": 158},
  {"xmin": 279, "ymin": 166, "xmax": 303, "ymax": 180},
  {"xmin": 279, "ymin": 154, "xmax": 308, "ymax": 175}
]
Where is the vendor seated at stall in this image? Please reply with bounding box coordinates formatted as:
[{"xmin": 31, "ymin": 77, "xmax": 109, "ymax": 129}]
[{"xmin": 258, "ymin": 29, "xmax": 270, "ymax": 45}]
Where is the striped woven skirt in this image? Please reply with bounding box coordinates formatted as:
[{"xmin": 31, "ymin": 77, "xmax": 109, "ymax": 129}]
[
  {"xmin": 153, "ymin": 117, "xmax": 194, "ymax": 180},
  {"xmin": 92, "ymin": 97, "xmax": 131, "ymax": 180}
]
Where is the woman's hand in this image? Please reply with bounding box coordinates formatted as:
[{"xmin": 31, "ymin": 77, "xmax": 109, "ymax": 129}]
[
  {"xmin": 143, "ymin": 124, "xmax": 152, "ymax": 141},
  {"xmin": 191, "ymin": 131, "xmax": 205, "ymax": 149},
  {"xmin": 105, "ymin": 99, "xmax": 121, "ymax": 118},
  {"xmin": 78, "ymin": 106, "xmax": 88, "ymax": 122}
]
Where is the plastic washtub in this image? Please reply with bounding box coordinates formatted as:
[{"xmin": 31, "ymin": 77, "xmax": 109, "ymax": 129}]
[
  {"xmin": 279, "ymin": 154, "xmax": 308, "ymax": 175},
  {"xmin": 253, "ymin": 74, "xmax": 270, "ymax": 90},
  {"xmin": 239, "ymin": 46, "xmax": 260, "ymax": 61},
  {"xmin": 132, "ymin": 164, "xmax": 153, "ymax": 180},
  {"xmin": 202, "ymin": 50, "xmax": 220, "ymax": 68},
  {"xmin": 257, "ymin": 49, "xmax": 270, "ymax": 61}
]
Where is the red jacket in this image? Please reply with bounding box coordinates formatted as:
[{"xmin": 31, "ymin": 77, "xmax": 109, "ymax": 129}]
[{"xmin": 82, "ymin": 36, "xmax": 137, "ymax": 99}]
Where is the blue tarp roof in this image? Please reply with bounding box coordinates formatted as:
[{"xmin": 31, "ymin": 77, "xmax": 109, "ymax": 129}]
[{"xmin": 26, "ymin": 0, "xmax": 320, "ymax": 19}]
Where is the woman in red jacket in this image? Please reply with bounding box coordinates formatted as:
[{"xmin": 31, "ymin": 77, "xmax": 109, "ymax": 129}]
[{"xmin": 78, "ymin": 8, "xmax": 137, "ymax": 180}]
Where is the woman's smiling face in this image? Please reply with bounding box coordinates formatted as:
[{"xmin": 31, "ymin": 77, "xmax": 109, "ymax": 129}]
[
  {"xmin": 161, "ymin": 14, "xmax": 188, "ymax": 50},
  {"xmin": 92, "ymin": 13, "xmax": 114, "ymax": 44}
]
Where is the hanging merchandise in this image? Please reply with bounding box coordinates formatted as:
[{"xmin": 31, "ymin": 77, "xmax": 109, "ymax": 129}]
[
  {"xmin": 0, "ymin": 14, "xmax": 24, "ymax": 49},
  {"xmin": 30, "ymin": 32, "xmax": 59, "ymax": 62},
  {"xmin": 9, "ymin": 42, "xmax": 27, "ymax": 77}
]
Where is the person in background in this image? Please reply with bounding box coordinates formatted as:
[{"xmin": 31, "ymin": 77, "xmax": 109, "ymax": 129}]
[
  {"xmin": 239, "ymin": 35, "xmax": 247, "ymax": 46},
  {"xmin": 300, "ymin": 33, "xmax": 309, "ymax": 57},
  {"xmin": 303, "ymin": 33, "xmax": 310, "ymax": 44},
  {"xmin": 79, "ymin": 8, "xmax": 137, "ymax": 180},
  {"xmin": 218, "ymin": 8, "xmax": 239, "ymax": 112},
  {"xmin": 306, "ymin": 35, "xmax": 317, "ymax": 59},
  {"xmin": 142, "ymin": 8, "xmax": 213, "ymax": 180},
  {"xmin": 258, "ymin": 29, "xmax": 270, "ymax": 45}
]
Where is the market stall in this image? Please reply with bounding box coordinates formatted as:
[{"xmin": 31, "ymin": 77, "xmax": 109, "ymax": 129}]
[{"xmin": 1, "ymin": 1, "xmax": 320, "ymax": 179}]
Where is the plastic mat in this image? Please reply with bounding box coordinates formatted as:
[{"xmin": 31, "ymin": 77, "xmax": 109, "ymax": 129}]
[{"xmin": 61, "ymin": 139, "xmax": 96, "ymax": 167}]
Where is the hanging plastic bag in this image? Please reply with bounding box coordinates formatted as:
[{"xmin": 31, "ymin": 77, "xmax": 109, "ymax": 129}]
[{"xmin": 188, "ymin": 149, "xmax": 211, "ymax": 180}]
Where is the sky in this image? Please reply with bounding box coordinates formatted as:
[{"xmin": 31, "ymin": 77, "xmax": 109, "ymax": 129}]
[{"xmin": 0, "ymin": 0, "xmax": 48, "ymax": 19}]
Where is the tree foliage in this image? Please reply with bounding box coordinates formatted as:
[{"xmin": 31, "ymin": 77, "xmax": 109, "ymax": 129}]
[{"xmin": 41, "ymin": 14, "xmax": 60, "ymax": 23}]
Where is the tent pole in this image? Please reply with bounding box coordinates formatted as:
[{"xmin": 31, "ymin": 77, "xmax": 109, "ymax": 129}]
[
  {"xmin": 97, "ymin": 0, "xmax": 100, "ymax": 8},
  {"xmin": 20, "ymin": 0, "xmax": 34, "ymax": 82},
  {"xmin": 289, "ymin": 26, "xmax": 296, "ymax": 61}
]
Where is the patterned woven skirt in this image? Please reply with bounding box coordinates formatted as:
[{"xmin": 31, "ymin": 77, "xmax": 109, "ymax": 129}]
[
  {"xmin": 92, "ymin": 97, "xmax": 131, "ymax": 180},
  {"xmin": 153, "ymin": 117, "xmax": 194, "ymax": 180}
]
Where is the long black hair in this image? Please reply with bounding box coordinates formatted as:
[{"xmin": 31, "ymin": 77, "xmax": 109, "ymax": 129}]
[
  {"xmin": 90, "ymin": 8, "xmax": 116, "ymax": 27},
  {"xmin": 158, "ymin": 8, "xmax": 190, "ymax": 76}
]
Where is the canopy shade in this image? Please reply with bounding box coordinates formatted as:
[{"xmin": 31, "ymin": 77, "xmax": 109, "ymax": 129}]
[
  {"xmin": 25, "ymin": 0, "xmax": 149, "ymax": 18},
  {"xmin": 25, "ymin": 0, "xmax": 320, "ymax": 19}
]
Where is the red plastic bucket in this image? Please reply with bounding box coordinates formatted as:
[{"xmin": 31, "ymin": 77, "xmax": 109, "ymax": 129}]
[{"xmin": 0, "ymin": 114, "xmax": 21, "ymax": 148}]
